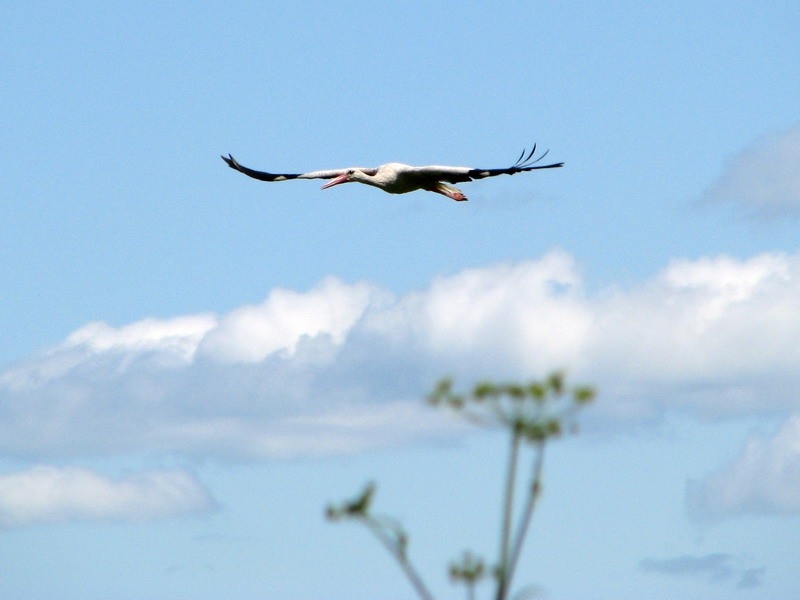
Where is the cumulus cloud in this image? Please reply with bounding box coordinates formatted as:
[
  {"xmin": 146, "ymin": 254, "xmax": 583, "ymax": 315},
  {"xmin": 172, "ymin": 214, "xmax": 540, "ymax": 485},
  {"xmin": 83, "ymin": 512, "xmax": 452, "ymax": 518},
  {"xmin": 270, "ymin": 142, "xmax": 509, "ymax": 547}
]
[
  {"xmin": 0, "ymin": 466, "xmax": 215, "ymax": 527},
  {"xmin": 587, "ymin": 252, "xmax": 800, "ymax": 420},
  {"xmin": 687, "ymin": 415, "xmax": 800, "ymax": 520},
  {"xmin": 198, "ymin": 277, "xmax": 381, "ymax": 363},
  {"xmin": 703, "ymin": 124, "xmax": 800, "ymax": 217},
  {"xmin": 2, "ymin": 250, "xmax": 800, "ymax": 460},
  {"xmin": 639, "ymin": 553, "xmax": 764, "ymax": 589}
]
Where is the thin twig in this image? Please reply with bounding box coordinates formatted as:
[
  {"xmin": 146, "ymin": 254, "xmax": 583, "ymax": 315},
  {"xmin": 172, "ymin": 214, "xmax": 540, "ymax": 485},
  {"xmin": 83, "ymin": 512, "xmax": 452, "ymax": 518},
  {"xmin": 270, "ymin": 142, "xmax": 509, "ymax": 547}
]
[
  {"xmin": 361, "ymin": 517, "xmax": 436, "ymax": 600},
  {"xmin": 505, "ymin": 441, "xmax": 547, "ymax": 589}
]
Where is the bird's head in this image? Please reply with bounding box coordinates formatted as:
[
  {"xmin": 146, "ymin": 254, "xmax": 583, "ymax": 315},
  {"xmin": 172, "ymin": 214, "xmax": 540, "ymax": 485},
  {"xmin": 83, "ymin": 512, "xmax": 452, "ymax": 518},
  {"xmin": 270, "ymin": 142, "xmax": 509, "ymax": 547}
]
[
  {"xmin": 321, "ymin": 168, "xmax": 377, "ymax": 190},
  {"xmin": 321, "ymin": 170, "xmax": 356, "ymax": 189}
]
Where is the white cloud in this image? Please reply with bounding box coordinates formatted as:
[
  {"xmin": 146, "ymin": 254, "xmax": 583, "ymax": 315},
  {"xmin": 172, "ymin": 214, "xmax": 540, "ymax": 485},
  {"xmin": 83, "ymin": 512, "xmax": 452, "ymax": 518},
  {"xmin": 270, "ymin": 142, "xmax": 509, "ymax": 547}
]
[
  {"xmin": 687, "ymin": 415, "xmax": 800, "ymax": 519},
  {"xmin": 67, "ymin": 315, "xmax": 216, "ymax": 358},
  {"xmin": 703, "ymin": 124, "xmax": 800, "ymax": 217},
  {"xmin": 587, "ymin": 252, "xmax": 800, "ymax": 412},
  {"xmin": 197, "ymin": 277, "xmax": 383, "ymax": 363},
  {"xmin": 0, "ymin": 466, "xmax": 215, "ymax": 527},
  {"xmin": 415, "ymin": 252, "xmax": 591, "ymax": 370},
  {"xmin": 2, "ymin": 250, "xmax": 800, "ymax": 460},
  {"xmin": 1, "ymin": 315, "xmax": 216, "ymax": 392}
]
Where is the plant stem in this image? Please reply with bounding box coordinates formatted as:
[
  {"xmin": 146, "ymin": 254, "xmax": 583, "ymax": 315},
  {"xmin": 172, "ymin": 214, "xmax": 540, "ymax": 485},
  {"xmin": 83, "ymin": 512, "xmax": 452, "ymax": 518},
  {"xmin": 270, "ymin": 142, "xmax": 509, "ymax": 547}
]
[
  {"xmin": 362, "ymin": 517, "xmax": 436, "ymax": 600},
  {"xmin": 505, "ymin": 441, "xmax": 547, "ymax": 589},
  {"xmin": 496, "ymin": 431, "xmax": 521, "ymax": 600}
]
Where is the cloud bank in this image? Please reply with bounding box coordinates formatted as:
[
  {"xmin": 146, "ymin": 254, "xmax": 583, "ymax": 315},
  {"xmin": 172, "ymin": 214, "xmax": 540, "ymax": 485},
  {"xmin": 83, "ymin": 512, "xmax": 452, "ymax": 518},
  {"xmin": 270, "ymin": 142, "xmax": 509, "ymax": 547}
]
[
  {"xmin": 704, "ymin": 124, "xmax": 800, "ymax": 217},
  {"xmin": 0, "ymin": 466, "xmax": 215, "ymax": 527},
  {"xmin": 2, "ymin": 250, "xmax": 800, "ymax": 465}
]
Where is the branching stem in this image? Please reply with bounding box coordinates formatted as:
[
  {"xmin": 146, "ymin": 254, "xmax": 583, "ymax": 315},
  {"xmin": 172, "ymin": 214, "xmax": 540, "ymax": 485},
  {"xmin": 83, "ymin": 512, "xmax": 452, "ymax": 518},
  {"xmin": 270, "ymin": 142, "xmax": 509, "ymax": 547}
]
[
  {"xmin": 505, "ymin": 441, "xmax": 546, "ymax": 589},
  {"xmin": 496, "ymin": 431, "xmax": 521, "ymax": 600},
  {"xmin": 330, "ymin": 374, "xmax": 594, "ymax": 600}
]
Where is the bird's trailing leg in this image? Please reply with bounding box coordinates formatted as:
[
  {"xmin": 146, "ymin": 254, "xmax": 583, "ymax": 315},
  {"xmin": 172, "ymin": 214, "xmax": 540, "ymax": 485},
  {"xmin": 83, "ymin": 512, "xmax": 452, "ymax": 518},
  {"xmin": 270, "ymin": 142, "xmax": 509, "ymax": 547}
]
[{"xmin": 427, "ymin": 182, "xmax": 468, "ymax": 201}]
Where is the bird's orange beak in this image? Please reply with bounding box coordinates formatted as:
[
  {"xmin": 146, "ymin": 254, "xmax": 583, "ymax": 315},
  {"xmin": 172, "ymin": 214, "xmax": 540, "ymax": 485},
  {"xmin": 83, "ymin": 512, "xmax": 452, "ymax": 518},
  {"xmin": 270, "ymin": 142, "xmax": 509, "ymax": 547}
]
[{"xmin": 321, "ymin": 173, "xmax": 350, "ymax": 189}]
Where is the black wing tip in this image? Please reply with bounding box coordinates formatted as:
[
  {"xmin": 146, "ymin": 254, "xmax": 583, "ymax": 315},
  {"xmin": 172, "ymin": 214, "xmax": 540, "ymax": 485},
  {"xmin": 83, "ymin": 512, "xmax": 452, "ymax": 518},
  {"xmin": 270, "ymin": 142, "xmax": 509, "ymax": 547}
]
[
  {"xmin": 511, "ymin": 145, "xmax": 563, "ymax": 171},
  {"xmin": 526, "ymin": 160, "xmax": 564, "ymax": 170},
  {"xmin": 221, "ymin": 153, "xmax": 246, "ymax": 172}
]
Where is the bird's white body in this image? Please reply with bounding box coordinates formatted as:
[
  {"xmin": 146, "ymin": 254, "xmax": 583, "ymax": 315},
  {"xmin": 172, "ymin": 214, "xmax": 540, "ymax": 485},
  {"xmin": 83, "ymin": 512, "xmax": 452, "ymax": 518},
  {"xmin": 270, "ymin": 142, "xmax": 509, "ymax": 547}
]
[
  {"xmin": 324, "ymin": 163, "xmax": 470, "ymax": 199},
  {"xmin": 222, "ymin": 146, "xmax": 562, "ymax": 201},
  {"xmin": 350, "ymin": 163, "xmax": 422, "ymax": 194}
]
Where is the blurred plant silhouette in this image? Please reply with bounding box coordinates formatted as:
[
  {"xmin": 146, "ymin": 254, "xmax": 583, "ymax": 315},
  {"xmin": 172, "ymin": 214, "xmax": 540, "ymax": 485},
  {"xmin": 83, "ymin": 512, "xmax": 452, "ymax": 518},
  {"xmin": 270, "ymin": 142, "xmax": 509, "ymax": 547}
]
[{"xmin": 327, "ymin": 371, "xmax": 595, "ymax": 600}]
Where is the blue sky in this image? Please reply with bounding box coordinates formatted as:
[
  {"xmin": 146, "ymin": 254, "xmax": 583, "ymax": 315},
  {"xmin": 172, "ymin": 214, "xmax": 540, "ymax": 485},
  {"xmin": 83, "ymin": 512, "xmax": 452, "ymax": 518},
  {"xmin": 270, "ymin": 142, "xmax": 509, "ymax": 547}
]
[{"xmin": 2, "ymin": 2, "xmax": 800, "ymax": 599}]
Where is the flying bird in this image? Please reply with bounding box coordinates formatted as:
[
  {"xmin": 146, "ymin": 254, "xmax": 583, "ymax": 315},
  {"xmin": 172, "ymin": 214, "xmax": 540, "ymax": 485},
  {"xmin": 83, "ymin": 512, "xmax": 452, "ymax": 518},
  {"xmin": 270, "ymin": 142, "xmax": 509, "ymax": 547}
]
[{"xmin": 221, "ymin": 145, "xmax": 563, "ymax": 201}]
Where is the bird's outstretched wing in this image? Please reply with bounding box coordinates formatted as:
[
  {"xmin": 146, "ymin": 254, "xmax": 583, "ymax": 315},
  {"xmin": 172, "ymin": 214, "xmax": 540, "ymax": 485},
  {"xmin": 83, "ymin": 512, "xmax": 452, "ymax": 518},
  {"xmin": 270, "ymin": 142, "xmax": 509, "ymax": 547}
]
[
  {"xmin": 466, "ymin": 145, "xmax": 564, "ymax": 180},
  {"xmin": 410, "ymin": 145, "xmax": 563, "ymax": 184},
  {"xmin": 221, "ymin": 154, "xmax": 357, "ymax": 182}
]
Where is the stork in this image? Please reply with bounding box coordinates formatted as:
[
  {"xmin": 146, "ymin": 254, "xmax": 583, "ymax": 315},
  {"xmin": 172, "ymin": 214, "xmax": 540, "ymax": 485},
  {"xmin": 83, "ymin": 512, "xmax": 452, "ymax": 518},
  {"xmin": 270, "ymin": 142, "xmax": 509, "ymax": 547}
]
[{"xmin": 221, "ymin": 145, "xmax": 562, "ymax": 201}]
